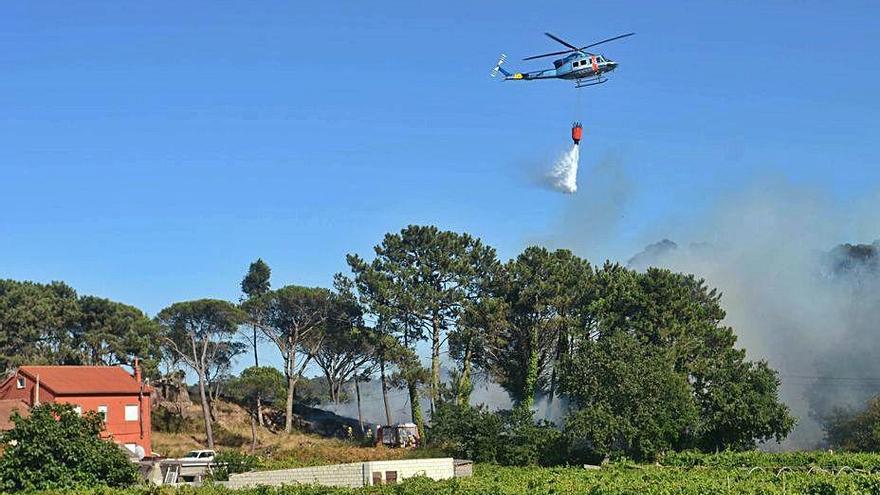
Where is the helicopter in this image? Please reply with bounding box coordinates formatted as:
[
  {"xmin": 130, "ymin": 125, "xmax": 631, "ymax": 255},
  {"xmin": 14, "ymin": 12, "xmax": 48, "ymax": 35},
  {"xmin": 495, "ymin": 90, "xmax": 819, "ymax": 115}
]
[{"xmin": 491, "ymin": 32, "xmax": 634, "ymax": 88}]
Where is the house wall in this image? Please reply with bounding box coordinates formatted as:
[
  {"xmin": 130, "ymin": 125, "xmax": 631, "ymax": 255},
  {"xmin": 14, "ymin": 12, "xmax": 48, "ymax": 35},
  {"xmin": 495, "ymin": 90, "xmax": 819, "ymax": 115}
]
[
  {"xmin": 225, "ymin": 458, "xmax": 455, "ymax": 489},
  {"xmin": 0, "ymin": 371, "xmax": 152, "ymax": 455},
  {"xmin": 56, "ymin": 394, "xmax": 152, "ymax": 455},
  {"xmin": 0, "ymin": 372, "xmax": 58, "ymax": 403}
]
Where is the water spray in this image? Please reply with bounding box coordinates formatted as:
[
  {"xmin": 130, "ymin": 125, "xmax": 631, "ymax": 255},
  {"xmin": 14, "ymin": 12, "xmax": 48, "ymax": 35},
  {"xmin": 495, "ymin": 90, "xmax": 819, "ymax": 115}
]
[{"xmin": 547, "ymin": 122, "xmax": 583, "ymax": 194}]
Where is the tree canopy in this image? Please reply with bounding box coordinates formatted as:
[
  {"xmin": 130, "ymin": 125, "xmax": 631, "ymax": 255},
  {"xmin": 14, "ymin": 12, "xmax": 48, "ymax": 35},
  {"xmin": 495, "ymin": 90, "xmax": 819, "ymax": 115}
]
[
  {"xmin": 0, "ymin": 279, "xmax": 162, "ymax": 375},
  {"xmin": 157, "ymin": 298, "xmax": 246, "ymax": 448}
]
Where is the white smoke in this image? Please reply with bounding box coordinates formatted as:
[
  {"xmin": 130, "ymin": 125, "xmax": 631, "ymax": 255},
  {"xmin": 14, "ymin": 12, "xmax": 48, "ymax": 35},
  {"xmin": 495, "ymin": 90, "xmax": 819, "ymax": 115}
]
[
  {"xmin": 548, "ymin": 145, "xmax": 580, "ymax": 194},
  {"xmin": 622, "ymin": 181, "xmax": 880, "ymax": 449}
]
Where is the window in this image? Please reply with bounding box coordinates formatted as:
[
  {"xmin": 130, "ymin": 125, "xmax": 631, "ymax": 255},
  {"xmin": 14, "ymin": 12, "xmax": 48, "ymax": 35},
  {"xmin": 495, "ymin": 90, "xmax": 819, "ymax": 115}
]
[
  {"xmin": 372, "ymin": 472, "xmax": 382, "ymax": 485},
  {"xmin": 16, "ymin": 377, "xmax": 24, "ymax": 389},
  {"xmin": 385, "ymin": 471, "xmax": 398, "ymax": 484},
  {"xmin": 124, "ymin": 404, "xmax": 139, "ymax": 421},
  {"xmin": 73, "ymin": 405, "xmax": 82, "ymax": 415},
  {"xmin": 97, "ymin": 405, "xmax": 108, "ymax": 422}
]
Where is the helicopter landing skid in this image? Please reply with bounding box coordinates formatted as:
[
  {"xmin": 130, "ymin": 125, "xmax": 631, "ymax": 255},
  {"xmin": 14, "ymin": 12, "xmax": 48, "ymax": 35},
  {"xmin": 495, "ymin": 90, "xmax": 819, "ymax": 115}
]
[{"xmin": 575, "ymin": 77, "xmax": 607, "ymax": 88}]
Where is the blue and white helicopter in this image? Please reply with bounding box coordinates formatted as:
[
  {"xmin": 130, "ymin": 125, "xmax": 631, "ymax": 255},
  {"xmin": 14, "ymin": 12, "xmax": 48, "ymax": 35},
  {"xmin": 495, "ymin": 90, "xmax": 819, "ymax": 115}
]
[{"xmin": 491, "ymin": 32, "xmax": 634, "ymax": 88}]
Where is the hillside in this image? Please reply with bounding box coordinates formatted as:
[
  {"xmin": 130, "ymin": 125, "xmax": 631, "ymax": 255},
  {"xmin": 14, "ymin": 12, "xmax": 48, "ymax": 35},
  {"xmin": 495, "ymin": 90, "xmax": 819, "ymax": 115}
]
[{"xmin": 151, "ymin": 400, "xmax": 430, "ymax": 468}]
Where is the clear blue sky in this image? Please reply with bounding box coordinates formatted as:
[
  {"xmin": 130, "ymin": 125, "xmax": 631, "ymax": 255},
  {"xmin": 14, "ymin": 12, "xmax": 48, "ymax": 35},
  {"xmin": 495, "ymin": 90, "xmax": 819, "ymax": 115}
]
[{"xmin": 2, "ymin": 0, "xmax": 878, "ymax": 320}]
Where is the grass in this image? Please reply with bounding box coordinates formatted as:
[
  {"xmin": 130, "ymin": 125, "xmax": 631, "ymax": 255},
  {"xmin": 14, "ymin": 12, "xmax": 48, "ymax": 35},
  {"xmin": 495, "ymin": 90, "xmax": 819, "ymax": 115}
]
[{"xmin": 151, "ymin": 400, "xmax": 439, "ymax": 469}]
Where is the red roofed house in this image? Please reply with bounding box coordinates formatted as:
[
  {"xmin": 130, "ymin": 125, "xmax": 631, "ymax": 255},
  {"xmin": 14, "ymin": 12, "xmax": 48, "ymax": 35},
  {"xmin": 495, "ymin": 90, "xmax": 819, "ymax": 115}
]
[{"xmin": 0, "ymin": 365, "xmax": 151, "ymax": 457}]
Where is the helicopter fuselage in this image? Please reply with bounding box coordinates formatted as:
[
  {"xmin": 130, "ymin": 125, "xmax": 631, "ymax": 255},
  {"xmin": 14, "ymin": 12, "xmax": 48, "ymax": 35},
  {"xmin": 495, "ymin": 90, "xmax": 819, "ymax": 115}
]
[{"xmin": 510, "ymin": 53, "xmax": 617, "ymax": 81}]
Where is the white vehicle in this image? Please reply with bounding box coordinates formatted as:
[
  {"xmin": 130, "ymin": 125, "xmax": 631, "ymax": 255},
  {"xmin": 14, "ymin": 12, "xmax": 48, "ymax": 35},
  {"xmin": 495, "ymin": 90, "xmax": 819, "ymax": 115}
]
[{"xmin": 180, "ymin": 450, "xmax": 215, "ymax": 463}]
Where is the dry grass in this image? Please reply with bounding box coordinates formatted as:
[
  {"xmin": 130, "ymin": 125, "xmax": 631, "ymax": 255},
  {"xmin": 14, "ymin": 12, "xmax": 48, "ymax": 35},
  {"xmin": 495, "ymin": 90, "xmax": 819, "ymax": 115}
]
[{"xmin": 151, "ymin": 401, "xmax": 437, "ymax": 469}]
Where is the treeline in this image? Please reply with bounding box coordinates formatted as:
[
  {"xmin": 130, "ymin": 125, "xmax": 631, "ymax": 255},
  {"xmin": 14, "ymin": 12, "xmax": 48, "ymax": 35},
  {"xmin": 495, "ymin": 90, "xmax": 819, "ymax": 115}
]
[{"xmin": 2, "ymin": 225, "xmax": 797, "ymax": 459}]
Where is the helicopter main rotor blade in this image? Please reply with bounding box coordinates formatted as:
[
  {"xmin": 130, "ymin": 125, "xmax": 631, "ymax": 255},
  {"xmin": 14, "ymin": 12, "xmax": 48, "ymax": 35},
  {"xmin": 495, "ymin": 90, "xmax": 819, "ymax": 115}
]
[
  {"xmin": 579, "ymin": 32, "xmax": 635, "ymax": 51},
  {"xmin": 523, "ymin": 49, "xmax": 574, "ymax": 61},
  {"xmin": 544, "ymin": 32, "xmax": 579, "ymax": 50},
  {"xmin": 523, "ymin": 31, "xmax": 633, "ymax": 61}
]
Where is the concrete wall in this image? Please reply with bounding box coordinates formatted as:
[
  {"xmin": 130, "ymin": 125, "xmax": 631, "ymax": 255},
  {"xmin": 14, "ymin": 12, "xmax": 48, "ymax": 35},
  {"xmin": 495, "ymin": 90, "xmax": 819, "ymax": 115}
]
[
  {"xmin": 227, "ymin": 462, "xmax": 365, "ymax": 488},
  {"xmin": 226, "ymin": 458, "xmax": 455, "ymax": 489},
  {"xmin": 364, "ymin": 458, "xmax": 455, "ymax": 486}
]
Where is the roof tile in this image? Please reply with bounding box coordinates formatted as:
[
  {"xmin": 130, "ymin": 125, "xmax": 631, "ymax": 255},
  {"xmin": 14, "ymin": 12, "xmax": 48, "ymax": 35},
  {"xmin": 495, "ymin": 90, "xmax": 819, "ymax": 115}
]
[{"xmin": 18, "ymin": 366, "xmax": 144, "ymax": 395}]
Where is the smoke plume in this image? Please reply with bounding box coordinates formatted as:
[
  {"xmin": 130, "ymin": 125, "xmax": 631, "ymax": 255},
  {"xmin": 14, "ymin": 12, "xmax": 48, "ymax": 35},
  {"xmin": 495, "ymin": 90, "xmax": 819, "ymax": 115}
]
[
  {"xmin": 547, "ymin": 145, "xmax": 580, "ymax": 194},
  {"xmin": 623, "ymin": 181, "xmax": 880, "ymax": 449}
]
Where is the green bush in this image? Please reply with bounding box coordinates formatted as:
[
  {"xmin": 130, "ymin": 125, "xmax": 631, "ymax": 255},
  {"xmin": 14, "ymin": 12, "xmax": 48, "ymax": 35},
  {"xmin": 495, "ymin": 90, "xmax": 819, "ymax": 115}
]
[
  {"xmin": 209, "ymin": 450, "xmax": 262, "ymax": 481},
  {"xmin": 428, "ymin": 403, "xmax": 564, "ymax": 466},
  {"xmin": 0, "ymin": 403, "xmax": 139, "ymax": 491}
]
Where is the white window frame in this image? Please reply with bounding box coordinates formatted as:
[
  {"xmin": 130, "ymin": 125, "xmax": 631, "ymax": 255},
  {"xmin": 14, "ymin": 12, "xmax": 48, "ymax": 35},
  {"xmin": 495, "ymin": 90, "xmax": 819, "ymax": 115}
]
[
  {"xmin": 16, "ymin": 377, "xmax": 25, "ymax": 389},
  {"xmin": 97, "ymin": 405, "xmax": 108, "ymax": 422},
  {"xmin": 72, "ymin": 405, "xmax": 82, "ymax": 415},
  {"xmin": 124, "ymin": 404, "xmax": 139, "ymax": 421}
]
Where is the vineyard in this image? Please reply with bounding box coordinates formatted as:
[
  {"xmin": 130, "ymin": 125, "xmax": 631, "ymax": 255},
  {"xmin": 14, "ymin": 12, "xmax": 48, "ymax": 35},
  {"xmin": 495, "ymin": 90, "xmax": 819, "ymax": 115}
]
[{"xmin": 26, "ymin": 453, "xmax": 880, "ymax": 495}]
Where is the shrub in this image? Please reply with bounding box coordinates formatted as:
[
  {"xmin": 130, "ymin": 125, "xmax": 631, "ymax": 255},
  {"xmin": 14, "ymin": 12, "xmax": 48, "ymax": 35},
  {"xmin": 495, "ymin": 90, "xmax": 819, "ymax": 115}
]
[
  {"xmin": 429, "ymin": 402, "xmax": 565, "ymax": 466},
  {"xmin": 210, "ymin": 450, "xmax": 262, "ymax": 481},
  {"xmin": 0, "ymin": 403, "xmax": 139, "ymax": 491}
]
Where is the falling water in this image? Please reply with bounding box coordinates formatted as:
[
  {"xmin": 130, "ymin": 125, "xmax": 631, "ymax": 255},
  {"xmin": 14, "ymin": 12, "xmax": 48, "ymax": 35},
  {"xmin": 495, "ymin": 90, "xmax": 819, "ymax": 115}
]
[{"xmin": 548, "ymin": 144, "xmax": 580, "ymax": 194}]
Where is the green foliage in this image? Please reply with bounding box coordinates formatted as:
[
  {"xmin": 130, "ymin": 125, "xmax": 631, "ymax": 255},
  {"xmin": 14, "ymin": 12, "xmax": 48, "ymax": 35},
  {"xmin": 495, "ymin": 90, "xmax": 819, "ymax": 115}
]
[
  {"xmin": 227, "ymin": 366, "xmax": 288, "ymax": 414},
  {"xmin": 823, "ymin": 396, "xmax": 880, "ymax": 452},
  {"xmin": 429, "ymin": 402, "xmax": 503, "ymax": 463},
  {"xmin": 388, "ymin": 346, "xmax": 430, "ymax": 442},
  {"xmin": 294, "ymin": 375, "xmax": 343, "ymax": 406},
  {"xmin": 346, "ymin": 225, "xmax": 501, "ymax": 413},
  {"xmin": 660, "ymin": 449, "xmax": 880, "ymax": 470},
  {"xmin": 253, "ymin": 284, "xmax": 335, "ymax": 433},
  {"xmin": 0, "ymin": 279, "xmax": 161, "ymax": 374},
  {"xmin": 311, "ymin": 279, "xmax": 376, "ymax": 404},
  {"xmin": 429, "ymin": 403, "xmax": 565, "ymax": 466},
  {"xmin": 0, "ymin": 403, "xmax": 139, "ymax": 491},
  {"xmin": 31, "ymin": 458, "xmax": 880, "ymax": 495},
  {"xmin": 241, "ymin": 259, "xmax": 272, "ymax": 299},
  {"xmin": 561, "ymin": 332, "xmax": 698, "ymax": 462},
  {"xmin": 466, "ymin": 247, "xmax": 590, "ymax": 408},
  {"xmin": 157, "ymin": 298, "xmax": 246, "ymax": 447},
  {"xmin": 209, "ymin": 450, "xmax": 262, "ymax": 481}
]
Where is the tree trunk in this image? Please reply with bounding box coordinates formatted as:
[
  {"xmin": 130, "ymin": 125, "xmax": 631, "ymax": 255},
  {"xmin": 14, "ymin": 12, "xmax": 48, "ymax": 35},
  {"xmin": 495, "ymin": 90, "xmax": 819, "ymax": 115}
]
[
  {"xmin": 355, "ymin": 376, "xmax": 364, "ymax": 436},
  {"xmin": 521, "ymin": 327, "xmax": 539, "ymax": 410},
  {"xmin": 331, "ymin": 379, "xmax": 342, "ymax": 404},
  {"xmin": 250, "ymin": 414, "xmax": 257, "ymax": 453},
  {"xmin": 380, "ymin": 357, "xmax": 392, "ymax": 425},
  {"xmin": 256, "ymin": 396, "xmax": 264, "ymax": 427},
  {"xmin": 285, "ymin": 372, "xmax": 295, "ymax": 433},
  {"xmin": 430, "ymin": 314, "xmax": 441, "ymax": 414},
  {"xmin": 548, "ymin": 322, "xmax": 567, "ymax": 405},
  {"xmin": 253, "ymin": 324, "xmax": 260, "ymax": 367},
  {"xmin": 197, "ymin": 370, "xmax": 215, "ymax": 448},
  {"xmin": 408, "ymin": 380, "xmax": 425, "ymax": 447},
  {"xmin": 457, "ymin": 344, "xmax": 473, "ymax": 405}
]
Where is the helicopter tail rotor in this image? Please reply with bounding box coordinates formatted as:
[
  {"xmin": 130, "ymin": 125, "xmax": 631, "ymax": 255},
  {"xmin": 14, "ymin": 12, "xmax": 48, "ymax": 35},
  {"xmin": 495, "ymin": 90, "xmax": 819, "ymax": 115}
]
[{"xmin": 490, "ymin": 53, "xmax": 509, "ymax": 78}]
